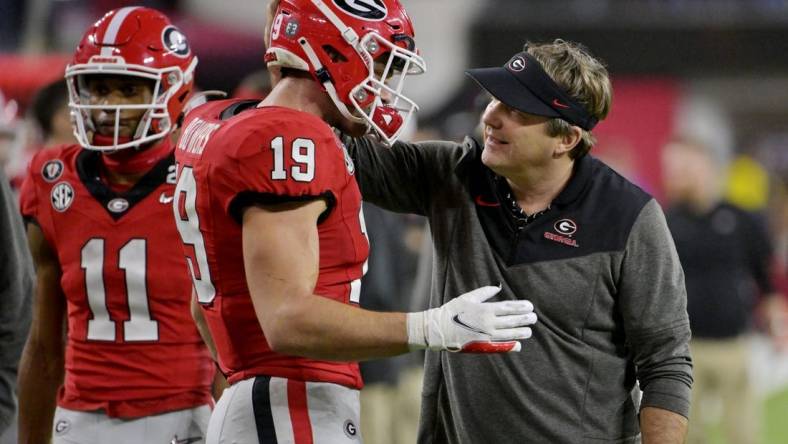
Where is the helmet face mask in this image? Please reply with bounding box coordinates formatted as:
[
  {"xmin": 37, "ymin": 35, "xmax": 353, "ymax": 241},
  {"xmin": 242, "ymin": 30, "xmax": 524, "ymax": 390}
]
[
  {"xmin": 66, "ymin": 7, "xmax": 197, "ymax": 152},
  {"xmin": 348, "ymin": 31, "xmax": 424, "ymax": 145},
  {"xmin": 266, "ymin": 0, "xmax": 426, "ymax": 146}
]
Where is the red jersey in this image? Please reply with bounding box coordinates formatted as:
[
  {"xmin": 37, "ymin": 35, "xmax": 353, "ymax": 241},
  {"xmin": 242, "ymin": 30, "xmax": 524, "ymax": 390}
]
[
  {"xmin": 19, "ymin": 142, "xmax": 214, "ymax": 418},
  {"xmin": 173, "ymin": 100, "xmax": 369, "ymax": 388}
]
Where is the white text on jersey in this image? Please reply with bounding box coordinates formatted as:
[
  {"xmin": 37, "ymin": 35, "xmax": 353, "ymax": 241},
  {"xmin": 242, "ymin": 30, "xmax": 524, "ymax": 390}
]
[{"xmin": 177, "ymin": 118, "xmax": 220, "ymax": 156}]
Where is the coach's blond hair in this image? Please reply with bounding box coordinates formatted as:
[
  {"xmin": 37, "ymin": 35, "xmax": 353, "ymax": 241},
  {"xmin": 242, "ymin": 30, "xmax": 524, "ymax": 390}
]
[{"xmin": 526, "ymin": 40, "xmax": 612, "ymax": 159}]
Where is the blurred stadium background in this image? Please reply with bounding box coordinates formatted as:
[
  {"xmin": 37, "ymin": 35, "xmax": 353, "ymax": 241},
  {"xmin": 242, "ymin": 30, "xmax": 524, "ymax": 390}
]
[{"xmin": 1, "ymin": 1, "xmax": 788, "ymax": 443}]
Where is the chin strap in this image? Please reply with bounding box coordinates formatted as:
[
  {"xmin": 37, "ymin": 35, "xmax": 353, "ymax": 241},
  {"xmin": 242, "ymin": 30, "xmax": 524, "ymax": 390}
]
[
  {"xmin": 92, "ymin": 133, "xmax": 133, "ymax": 147},
  {"xmin": 298, "ymin": 37, "xmax": 368, "ymax": 127}
]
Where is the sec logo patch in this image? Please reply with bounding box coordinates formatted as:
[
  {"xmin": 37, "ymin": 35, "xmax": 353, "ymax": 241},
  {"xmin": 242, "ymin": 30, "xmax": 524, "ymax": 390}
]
[{"xmin": 51, "ymin": 182, "xmax": 74, "ymax": 212}]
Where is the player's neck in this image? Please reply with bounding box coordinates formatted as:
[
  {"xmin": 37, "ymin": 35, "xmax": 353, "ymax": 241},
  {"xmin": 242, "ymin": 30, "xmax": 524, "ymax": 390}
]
[
  {"xmin": 259, "ymin": 76, "xmax": 334, "ymax": 122},
  {"xmin": 100, "ymin": 139, "xmax": 171, "ymax": 189}
]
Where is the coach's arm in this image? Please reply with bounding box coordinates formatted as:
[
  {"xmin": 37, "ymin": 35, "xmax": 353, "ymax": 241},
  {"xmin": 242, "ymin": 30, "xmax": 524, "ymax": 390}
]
[{"xmin": 619, "ymin": 200, "xmax": 693, "ymax": 444}]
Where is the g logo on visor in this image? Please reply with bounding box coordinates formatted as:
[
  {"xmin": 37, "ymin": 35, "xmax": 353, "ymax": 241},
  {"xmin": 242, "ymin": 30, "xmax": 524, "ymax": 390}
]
[
  {"xmin": 509, "ymin": 56, "xmax": 526, "ymax": 72},
  {"xmin": 162, "ymin": 26, "xmax": 190, "ymax": 58},
  {"xmin": 333, "ymin": 0, "xmax": 388, "ymax": 21}
]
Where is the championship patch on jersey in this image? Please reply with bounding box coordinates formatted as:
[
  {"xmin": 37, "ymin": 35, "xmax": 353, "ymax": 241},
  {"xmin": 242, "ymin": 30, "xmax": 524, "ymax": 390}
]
[
  {"xmin": 41, "ymin": 159, "xmax": 64, "ymax": 182},
  {"xmin": 162, "ymin": 25, "xmax": 190, "ymax": 57},
  {"xmin": 51, "ymin": 182, "xmax": 74, "ymax": 212},
  {"xmin": 107, "ymin": 197, "xmax": 130, "ymax": 213},
  {"xmin": 332, "ymin": 0, "xmax": 387, "ymax": 21}
]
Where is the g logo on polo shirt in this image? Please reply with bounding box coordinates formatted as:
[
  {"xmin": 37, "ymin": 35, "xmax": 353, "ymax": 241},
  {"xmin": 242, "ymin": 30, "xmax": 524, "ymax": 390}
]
[{"xmin": 554, "ymin": 218, "xmax": 577, "ymax": 236}]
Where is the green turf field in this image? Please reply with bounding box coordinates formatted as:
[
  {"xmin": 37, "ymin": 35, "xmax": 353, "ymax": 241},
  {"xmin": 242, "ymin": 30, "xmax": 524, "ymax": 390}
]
[
  {"xmin": 703, "ymin": 388, "xmax": 788, "ymax": 444},
  {"xmin": 763, "ymin": 389, "xmax": 788, "ymax": 444}
]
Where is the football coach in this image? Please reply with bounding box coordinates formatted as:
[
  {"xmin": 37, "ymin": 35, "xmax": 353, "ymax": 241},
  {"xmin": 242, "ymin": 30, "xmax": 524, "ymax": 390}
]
[{"xmin": 348, "ymin": 40, "xmax": 693, "ymax": 444}]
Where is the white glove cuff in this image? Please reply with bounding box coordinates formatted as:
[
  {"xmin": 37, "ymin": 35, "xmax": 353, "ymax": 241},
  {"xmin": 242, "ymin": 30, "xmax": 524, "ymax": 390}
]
[{"xmin": 406, "ymin": 311, "xmax": 428, "ymax": 351}]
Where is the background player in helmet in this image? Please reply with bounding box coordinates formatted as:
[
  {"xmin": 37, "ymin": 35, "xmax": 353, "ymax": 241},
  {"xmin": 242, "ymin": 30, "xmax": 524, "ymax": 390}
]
[
  {"xmin": 172, "ymin": 0, "xmax": 537, "ymax": 441},
  {"xmin": 17, "ymin": 7, "xmax": 214, "ymax": 444}
]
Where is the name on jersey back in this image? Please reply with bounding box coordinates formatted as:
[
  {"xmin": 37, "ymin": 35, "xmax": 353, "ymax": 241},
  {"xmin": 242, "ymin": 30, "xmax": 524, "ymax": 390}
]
[{"xmin": 178, "ymin": 117, "xmax": 220, "ymax": 156}]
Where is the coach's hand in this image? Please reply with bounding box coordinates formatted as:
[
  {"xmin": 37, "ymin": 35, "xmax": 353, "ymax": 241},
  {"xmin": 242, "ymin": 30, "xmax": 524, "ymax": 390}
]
[{"xmin": 407, "ymin": 286, "xmax": 536, "ymax": 353}]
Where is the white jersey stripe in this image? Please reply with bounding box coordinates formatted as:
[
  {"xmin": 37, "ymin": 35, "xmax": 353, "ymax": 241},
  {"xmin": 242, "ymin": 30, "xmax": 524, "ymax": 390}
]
[
  {"xmin": 269, "ymin": 377, "xmax": 296, "ymax": 444},
  {"xmin": 99, "ymin": 6, "xmax": 139, "ymax": 57},
  {"xmin": 349, "ymin": 278, "xmax": 361, "ymax": 304}
]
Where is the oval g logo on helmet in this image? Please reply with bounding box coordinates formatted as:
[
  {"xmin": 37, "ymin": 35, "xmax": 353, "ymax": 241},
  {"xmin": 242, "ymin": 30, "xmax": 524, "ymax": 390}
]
[
  {"xmin": 509, "ymin": 56, "xmax": 526, "ymax": 72},
  {"xmin": 554, "ymin": 219, "xmax": 577, "ymax": 236},
  {"xmin": 332, "ymin": 0, "xmax": 388, "ymax": 21},
  {"xmin": 162, "ymin": 26, "xmax": 190, "ymax": 57}
]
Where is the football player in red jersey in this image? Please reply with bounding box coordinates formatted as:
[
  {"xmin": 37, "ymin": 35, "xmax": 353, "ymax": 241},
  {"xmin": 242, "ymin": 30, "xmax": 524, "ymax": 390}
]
[
  {"xmin": 17, "ymin": 7, "xmax": 215, "ymax": 444},
  {"xmin": 172, "ymin": 0, "xmax": 537, "ymax": 442}
]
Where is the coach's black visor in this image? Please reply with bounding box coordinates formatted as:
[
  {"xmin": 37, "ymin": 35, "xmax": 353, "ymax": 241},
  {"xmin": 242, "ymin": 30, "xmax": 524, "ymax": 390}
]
[{"xmin": 466, "ymin": 51, "xmax": 598, "ymax": 131}]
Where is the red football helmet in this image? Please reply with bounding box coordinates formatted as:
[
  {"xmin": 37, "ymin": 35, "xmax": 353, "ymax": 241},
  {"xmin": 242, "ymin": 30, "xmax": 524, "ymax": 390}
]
[
  {"xmin": 65, "ymin": 6, "xmax": 197, "ymax": 151},
  {"xmin": 265, "ymin": 0, "xmax": 426, "ymax": 145}
]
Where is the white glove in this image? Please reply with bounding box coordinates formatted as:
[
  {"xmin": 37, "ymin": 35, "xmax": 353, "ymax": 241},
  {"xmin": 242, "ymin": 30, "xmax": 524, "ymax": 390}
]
[{"xmin": 406, "ymin": 286, "xmax": 536, "ymax": 353}]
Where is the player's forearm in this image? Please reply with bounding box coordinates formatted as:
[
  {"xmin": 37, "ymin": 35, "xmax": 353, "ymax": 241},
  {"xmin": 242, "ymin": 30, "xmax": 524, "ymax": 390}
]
[
  {"xmin": 260, "ymin": 293, "xmax": 409, "ymax": 361},
  {"xmin": 639, "ymin": 406, "xmax": 687, "ymax": 444},
  {"xmin": 17, "ymin": 339, "xmax": 63, "ymax": 444}
]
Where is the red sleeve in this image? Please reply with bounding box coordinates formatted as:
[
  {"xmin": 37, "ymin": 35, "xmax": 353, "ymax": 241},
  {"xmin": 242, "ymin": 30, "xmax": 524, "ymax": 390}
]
[
  {"xmin": 18, "ymin": 160, "xmax": 39, "ymax": 223},
  {"xmin": 211, "ymin": 120, "xmax": 348, "ymax": 222}
]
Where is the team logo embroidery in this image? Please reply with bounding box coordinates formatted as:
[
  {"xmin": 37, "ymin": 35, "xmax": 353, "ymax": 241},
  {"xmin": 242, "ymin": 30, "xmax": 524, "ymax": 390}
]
[
  {"xmin": 51, "ymin": 182, "xmax": 74, "ymax": 212},
  {"xmin": 332, "ymin": 0, "xmax": 388, "ymax": 21},
  {"xmin": 544, "ymin": 218, "xmax": 579, "ymax": 248},
  {"xmin": 343, "ymin": 420, "xmax": 359, "ymax": 439},
  {"xmin": 41, "ymin": 159, "xmax": 64, "ymax": 182},
  {"xmin": 509, "ymin": 56, "xmax": 526, "ymax": 72},
  {"xmin": 162, "ymin": 26, "xmax": 190, "ymax": 57},
  {"xmin": 54, "ymin": 419, "xmax": 70, "ymax": 435},
  {"xmin": 554, "ymin": 219, "xmax": 577, "ymax": 236},
  {"xmin": 107, "ymin": 198, "xmax": 129, "ymax": 213}
]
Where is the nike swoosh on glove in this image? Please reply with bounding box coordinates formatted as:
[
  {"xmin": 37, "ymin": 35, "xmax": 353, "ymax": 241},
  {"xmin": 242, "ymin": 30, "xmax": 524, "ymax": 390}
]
[{"xmin": 406, "ymin": 286, "xmax": 537, "ymax": 353}]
